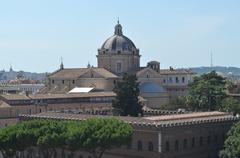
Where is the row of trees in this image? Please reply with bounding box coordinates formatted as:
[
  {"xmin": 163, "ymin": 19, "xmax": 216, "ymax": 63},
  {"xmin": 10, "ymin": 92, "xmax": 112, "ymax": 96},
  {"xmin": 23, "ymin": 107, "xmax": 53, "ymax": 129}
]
[
  {"xmin": 163, "ymin": 71, "xmax": 240, "ymax": 115},
  {"xmin": 0, "ymin": 118, "xmax": 133, "ymax": 158}
]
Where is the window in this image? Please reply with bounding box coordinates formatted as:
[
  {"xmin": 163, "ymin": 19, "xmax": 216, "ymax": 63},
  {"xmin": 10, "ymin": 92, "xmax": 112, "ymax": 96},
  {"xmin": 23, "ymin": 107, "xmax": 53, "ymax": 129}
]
[
  {"xmin": 182, "ymin": 77, "xmax": 185, "ymax": 83},
  {"xmin": 127, "ymin": 143, "xmax": 131, "ymax": 149},
  {"xmin": 176, "ymin": 77, "xmax": 179, "ymax": 83},
  {"xmin": 72, "ymin": 80, "xmax": 75, "ymax": 84},
  {"xmin": 207, "ymin": 136, "xmax": 211, "ymax": 145},
  {"xmin": 16, "ymin": 109, "xmax": 19, "ymax": 116},
  {"xmin": 191, "ymin": 137, "xmax": 195, "ymax": 147},
  {"xmin": 166, "ymin": 141, "xmax": 170, "ymax": 152},
  {"xmin": 199, "ymin": 137, "xmax": 203, "ymax": 146},
  {"xmin": 116, "ymin": 62, "xmax": 122, "ymax": 73},
  {"xmin": 147, "ymin": 74, "xmax": 149, "ymax": 78},
  {"xmin": 169, "ymin": 77, "xmax": 172, "ymax": 83},
  {"xmin": 163, "ymin": 79, "xmax": 166, "ymax": 83},
  {"xmin": 39, "ymin": 108, "xmax": 42, "ymax": 113},
  {"xmin": 174, "ymin": 140, "xmax": 179, "ymax": 151},
  {"xmin": 183, "ymin": 139, "xmax": 188, "ymax": 149},
  {"xmin": 214, "ymin": 134, "xmax": 218, "ymax": 143},
  {"xmin": 117, "ymin": 50, "xmax": 121, "ymax": 54},
  {"xmin": 137, "ymin": 140, "xmax": 142, "ymax": 151},
  {"xmin": 62, "ymin": 80, "xmax": 65, "ymax": 84},
  {"xmin": 148, "ymin": 142, "xmax": 153, "ymax": 151},
  {"xmin": 52, "ymin": 80, "xmax": 55, "ymax": 84},
  {"xmin": 222, "ymin": 133, "xmax": 225, "ymax": 142},
  {"xmin": 29, "ymin": 109, "xmax": 32, "ymax": 115}
]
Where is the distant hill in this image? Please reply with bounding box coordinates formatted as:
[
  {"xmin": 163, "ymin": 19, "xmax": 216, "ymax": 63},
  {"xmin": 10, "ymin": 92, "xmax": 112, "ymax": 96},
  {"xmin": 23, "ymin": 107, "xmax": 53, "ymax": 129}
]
[
  {"xmin": 189, "ymin": 66, "xmax": 240, "ymax": 76},
  {"xmin": 0, "ymin": 70, "xmax": 46, "ymax": 82},
  {"xmin": 0, "ymin": 66, "xmax": 239, "ymax": 83}
]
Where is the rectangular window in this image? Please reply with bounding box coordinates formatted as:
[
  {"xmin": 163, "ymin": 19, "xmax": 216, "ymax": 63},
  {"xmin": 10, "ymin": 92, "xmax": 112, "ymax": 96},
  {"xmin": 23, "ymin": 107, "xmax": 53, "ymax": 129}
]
[
  {"xmin": 199, "ymin": 137, "xmax": 203, "ymax": 146},
  {"xmin": 176, "ymin": 77, "xmax": 179, "ymax": 83},
  {"xmin": 183, "ymin": 139, "xmax": 188, "ymax": 149},
  {"xmin": 191, "ymin": 138, "xmax": 195, "ymax": 147},
  {"xmin": 163, "ymin": 79, "xmax": 166, "ymax": 83},
  {"xmin": 116, "ymin": 62, "xmax": 122, "ymax": 73},
  {"xmin": 169, "ymin": 77, "xmax": 172, "ymax": 83},
  {"xmin": 182, "ymin": 77, "xmax": 185, "ymax": 83},
  {"xmin": 207, "ymin": 136, "xmax": 211, "ymax": 144}
]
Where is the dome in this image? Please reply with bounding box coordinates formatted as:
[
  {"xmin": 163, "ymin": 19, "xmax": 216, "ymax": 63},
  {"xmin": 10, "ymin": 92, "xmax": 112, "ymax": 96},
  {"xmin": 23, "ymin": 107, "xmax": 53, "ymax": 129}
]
[
  {"xmin": 140, "ymin": 82, "xmax": 166, "ymax": 93},
  {"xmin": 101, "ymin": 21, "xmax": 137, "ymax": 53}
]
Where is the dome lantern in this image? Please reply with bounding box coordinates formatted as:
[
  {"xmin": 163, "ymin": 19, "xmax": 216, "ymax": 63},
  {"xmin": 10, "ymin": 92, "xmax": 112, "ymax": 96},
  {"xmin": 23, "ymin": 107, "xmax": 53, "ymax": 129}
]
[{"xmin": 114, "ymin": 20, "xmax": 123, "ymax": 36}]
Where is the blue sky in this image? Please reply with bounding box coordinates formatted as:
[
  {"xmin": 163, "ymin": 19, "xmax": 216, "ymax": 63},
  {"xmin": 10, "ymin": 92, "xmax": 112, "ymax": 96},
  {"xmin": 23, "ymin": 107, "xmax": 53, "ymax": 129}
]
[{"xmin": 0, "ymin": 0, "xmax": 239, "ymax": 72}]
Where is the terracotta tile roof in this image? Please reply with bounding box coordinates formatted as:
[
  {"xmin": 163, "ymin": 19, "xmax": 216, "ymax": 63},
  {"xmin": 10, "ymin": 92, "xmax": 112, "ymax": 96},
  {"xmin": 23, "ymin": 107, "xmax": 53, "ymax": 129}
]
[
  {"xmin": 0, "ymin": 100, "xmax": 11, "ymax": 108},
  {"xmin": 160, "ymin": 69, "xmax": 196, "ymax": 75},
  {"xmin": 145, "ymin": 111, "xmax": 228, "ymax": 121},
  {"xmin": 0, "ymin": 92, "xmax": 116, "ymax": 101},
  {"xmin": 20, "ymin": 111, "xmax": 237, "ymax": 128},
  {"xmin": 49, "ymin": 68, "xmax": 118, "ymax": 79},
  {"xmin": 29, "ymin": 92, "xmax": 116, "ymax": 99},
  {"xmin": 0, "ymin": 94, "xmax": 31, "ymax": 100}
]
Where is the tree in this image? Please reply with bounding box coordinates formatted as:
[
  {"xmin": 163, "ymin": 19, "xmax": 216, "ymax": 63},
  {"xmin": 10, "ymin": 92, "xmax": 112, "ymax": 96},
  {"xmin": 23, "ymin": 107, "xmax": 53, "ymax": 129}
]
[
  {"xmin": 36, "ymin": 120, "xmax": 68, "ymax": 158},
  {"xmin": 219, "ymin": 122, "xmax": 240, "ymax": 158},
  {"xmin": 113, "ymin": 74, "xmax": 143, "ymax": 116},
  {"xmin": 66, "ymin": 118, "xmax": 133, "ymax": 158},
  {"xmin": 187, "ymin": 71, "xmax": 226, "ymax": 111},
  {"xmin": 0, "ymin": 118, "xmax": 133, "ymax": 158},
  {"xmin": 0, "ymin": 125, "xmax": 18, "ymax": 158},
  {"xmin": 221, "ymin": 97, "xmax": 240, "ymax": 115},
  {"xmin": 161, "ymin": 96, "xmax": 187, "ymax": 110}
]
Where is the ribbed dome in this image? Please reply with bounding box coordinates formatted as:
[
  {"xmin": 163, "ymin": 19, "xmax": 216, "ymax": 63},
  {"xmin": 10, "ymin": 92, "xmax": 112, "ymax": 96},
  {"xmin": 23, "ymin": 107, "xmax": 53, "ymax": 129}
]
[
  {"xmin": 101, "ymin": 21, "xmax": 137, "ymax": 53},
  {"xmin": 101, "ymin": 35, "xmax": 136, "ymax": 52}
]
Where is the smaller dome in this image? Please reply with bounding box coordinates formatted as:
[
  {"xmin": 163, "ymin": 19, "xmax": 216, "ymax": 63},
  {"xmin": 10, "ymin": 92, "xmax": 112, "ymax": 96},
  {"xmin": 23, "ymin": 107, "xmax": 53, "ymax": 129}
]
[{"xmin": 140, "ymin": 82, "xmax": 166, "ymax": 93}]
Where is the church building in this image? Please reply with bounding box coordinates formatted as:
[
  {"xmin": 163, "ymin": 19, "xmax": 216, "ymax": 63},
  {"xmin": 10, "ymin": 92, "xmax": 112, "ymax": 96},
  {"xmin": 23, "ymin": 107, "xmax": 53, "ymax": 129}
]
[{"xmin": 42, "ymin": 21, "xmax": 195, "ymax": 108}]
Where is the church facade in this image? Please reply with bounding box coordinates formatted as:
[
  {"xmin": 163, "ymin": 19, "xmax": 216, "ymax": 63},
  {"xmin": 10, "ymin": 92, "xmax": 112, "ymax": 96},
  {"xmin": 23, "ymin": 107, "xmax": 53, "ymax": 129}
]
[{"xmin": 42, "ymin": 22, "xmax": 195, "ymax": 108}]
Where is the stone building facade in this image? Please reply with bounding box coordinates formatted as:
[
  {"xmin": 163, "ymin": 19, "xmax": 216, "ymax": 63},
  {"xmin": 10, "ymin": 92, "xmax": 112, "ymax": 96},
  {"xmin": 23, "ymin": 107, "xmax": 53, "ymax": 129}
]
[
  {"xmin": 0, "ymin": 92, "xmax": 115, "ymax": 127},
  {"xmin": 20, "ymin": 111, "xmax": 238, "ymax": 158}
]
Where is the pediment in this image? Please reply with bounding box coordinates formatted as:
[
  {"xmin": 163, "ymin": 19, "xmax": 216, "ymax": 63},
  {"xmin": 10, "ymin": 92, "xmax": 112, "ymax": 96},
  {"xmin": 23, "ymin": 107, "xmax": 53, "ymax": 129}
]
[{"xmin": 137, "ymin": 68, "xmax": 161, "ymax": 78}]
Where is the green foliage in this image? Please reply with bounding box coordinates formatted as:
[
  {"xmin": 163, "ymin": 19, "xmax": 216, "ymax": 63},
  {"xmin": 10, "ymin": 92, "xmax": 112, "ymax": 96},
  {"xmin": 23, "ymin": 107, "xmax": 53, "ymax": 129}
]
[
  {"xmin": 220, "ymin": 122, "xmax": 240, "ymax": 158},
  {"xmin": 226, "ymin": 81, "xmax": 236, "ymax": 93},
  {"xmin": 187, "ymin": 71, "xmax": 226, "ymax": 111},
  {"xmin": 0, "ymin": 125, "xmax": 18, "ymax": 158},
  {"xmin": 66, "ymin": 118, "xmax": 133, "ymax": 158},
  {"xmin": 221, "ymin": 97, "xmax": 240, "ymax": 115},
  {"xmin": 0, "ymin": 118, "xmax": 133, "ymax": 158},
  {"xmin": 161, "ymin": 96, "xmax": 187, "ymax": 110},
  {"xmin": 113, "ymin": 74, "xmax": 143, "ymax": 117}
]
